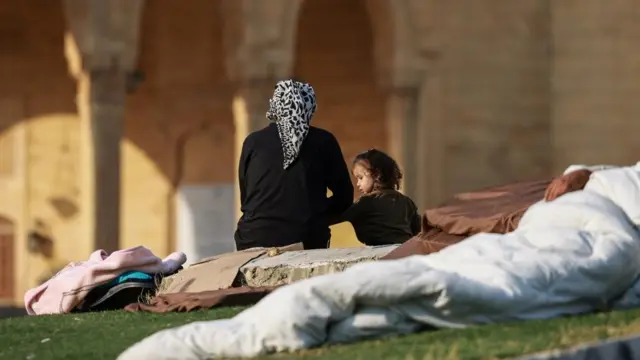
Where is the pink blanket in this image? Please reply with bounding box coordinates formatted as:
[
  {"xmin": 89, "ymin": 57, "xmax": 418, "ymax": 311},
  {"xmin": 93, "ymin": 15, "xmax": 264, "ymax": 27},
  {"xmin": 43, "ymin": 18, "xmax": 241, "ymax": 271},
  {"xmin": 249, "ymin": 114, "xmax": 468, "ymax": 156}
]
[{"xmin": 24, "ymin": 246, "xmax": 186, "ymax": 315}]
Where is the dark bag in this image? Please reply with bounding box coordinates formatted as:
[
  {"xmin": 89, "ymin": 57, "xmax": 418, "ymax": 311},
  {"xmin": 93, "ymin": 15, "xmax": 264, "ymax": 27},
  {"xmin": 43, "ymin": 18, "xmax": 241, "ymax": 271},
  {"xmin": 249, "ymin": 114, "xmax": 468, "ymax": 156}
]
[{"xmin": 73, "ymin": 271, "xmax": 160, "ymax": 313}]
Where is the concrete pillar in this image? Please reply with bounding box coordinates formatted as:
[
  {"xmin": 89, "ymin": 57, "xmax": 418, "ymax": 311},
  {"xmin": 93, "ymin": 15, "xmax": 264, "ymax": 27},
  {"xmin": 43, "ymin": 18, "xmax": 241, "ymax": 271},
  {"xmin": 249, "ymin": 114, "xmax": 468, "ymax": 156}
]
[
  {"xmin": 76, "ymin": 69, "xmax": 127, "ymax": 252},
  {"xmin": 232, "ymin": 80, "xmax": 273, "ymax": 141},
  {"xmin": 365, "ymin": 0, "xmax": 428, "ymax": 206},
  {"xmin": 64, "ymin": 0, "xmax": 145, "ymax": 252},
  {"xmin": 418, "ymin": 73, "xmax": 446, "ymax": 208},
  {"xmin": 385, "ymin": 86, "xmax": 421, "ymax": 202},
  {"xmin": 221, "ymin": 0, "xmax": 297, "ymax": 223}
]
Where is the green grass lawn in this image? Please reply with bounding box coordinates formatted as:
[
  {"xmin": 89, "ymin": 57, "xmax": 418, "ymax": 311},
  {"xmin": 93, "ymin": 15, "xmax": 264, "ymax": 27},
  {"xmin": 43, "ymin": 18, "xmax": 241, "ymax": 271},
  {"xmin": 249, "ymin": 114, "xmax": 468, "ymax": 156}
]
[{"xmin": 1, "ymin": 307, "xmax": 640, "ymax": 360}]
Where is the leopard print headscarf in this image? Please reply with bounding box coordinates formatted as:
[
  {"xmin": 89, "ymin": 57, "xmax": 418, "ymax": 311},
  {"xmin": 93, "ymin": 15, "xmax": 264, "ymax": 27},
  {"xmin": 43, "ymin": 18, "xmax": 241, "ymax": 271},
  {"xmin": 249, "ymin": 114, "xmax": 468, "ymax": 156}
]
[{"xmin": 266, "ymin": 79, "xmax": 317, "ymax": 169}]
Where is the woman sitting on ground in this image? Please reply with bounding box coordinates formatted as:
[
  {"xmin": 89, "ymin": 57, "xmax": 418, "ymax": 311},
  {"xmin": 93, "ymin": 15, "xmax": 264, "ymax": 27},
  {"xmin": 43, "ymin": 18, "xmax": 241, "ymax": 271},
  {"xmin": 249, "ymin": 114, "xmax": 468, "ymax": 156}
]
[
  {"xmin": 234, "ymin": 79, "xmax": 354, "ymax": 251},
  {"xmin": 340, "ymin": 149, "xmax": 421, "ymax": 246}
]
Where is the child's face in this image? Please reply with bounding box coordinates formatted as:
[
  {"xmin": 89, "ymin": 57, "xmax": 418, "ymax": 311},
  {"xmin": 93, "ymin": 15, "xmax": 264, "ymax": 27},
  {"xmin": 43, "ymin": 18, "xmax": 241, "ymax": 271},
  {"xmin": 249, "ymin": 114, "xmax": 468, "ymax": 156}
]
[{"xmin": 353, "ymin": 162, "xmax": 374, "ymax": 194}]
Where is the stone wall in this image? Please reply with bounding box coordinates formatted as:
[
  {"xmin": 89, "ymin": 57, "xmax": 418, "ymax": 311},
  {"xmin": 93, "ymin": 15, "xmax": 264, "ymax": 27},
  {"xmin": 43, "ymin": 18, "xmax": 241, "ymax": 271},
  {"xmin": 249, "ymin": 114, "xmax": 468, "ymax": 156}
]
[
  {"xmin": 0, "ymin": 0, "xmax": 82, "ymax": 301},
  {"xmin": 551, "ymin": 0, "xmax": 640, "ymax": 173},
  {"xmin": 122, "ymin": 0, "xmax": 235, "ymax": 255},
  {"xmin": 428, "ymin": 0, "xmax": 553, "ymax": 195}
]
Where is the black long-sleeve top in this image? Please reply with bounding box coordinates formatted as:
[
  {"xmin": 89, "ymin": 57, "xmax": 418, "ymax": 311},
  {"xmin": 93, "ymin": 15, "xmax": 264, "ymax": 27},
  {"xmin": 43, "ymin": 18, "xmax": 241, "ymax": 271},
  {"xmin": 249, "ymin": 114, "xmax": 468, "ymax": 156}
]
[
  {"xmin": 341, "ymin": 190, "xmax": 421, "ymax": 246},
  {"xmin": 234, "ymin": 123, "xmax": 354, "ymax": 250}
]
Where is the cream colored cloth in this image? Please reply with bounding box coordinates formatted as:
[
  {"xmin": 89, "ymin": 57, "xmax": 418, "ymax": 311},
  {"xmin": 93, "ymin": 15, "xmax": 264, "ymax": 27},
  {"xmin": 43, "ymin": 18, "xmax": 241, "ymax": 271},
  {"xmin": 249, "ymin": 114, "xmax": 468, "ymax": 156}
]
[{"xmin": 160, "ymin": 243, "xmax": 304, "ymax": 294}]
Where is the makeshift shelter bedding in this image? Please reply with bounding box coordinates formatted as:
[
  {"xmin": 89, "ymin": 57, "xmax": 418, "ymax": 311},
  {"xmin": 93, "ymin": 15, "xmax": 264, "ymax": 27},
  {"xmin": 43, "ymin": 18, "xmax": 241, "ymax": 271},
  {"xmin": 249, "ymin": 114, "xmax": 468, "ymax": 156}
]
[
  {"xmin": 123, "ymin": 182, "xmax": 547, "ymax": 314},
  {"xmin": 383, "ymin": 179, "xmax": 550, "ymax": 260},
  {"xmin": 123, "ymin": 244, "xmax": 304, "ymax": 313},
  {"xmin": 119, "ymin": 164, "xmax": 640, "ymax": 360}
]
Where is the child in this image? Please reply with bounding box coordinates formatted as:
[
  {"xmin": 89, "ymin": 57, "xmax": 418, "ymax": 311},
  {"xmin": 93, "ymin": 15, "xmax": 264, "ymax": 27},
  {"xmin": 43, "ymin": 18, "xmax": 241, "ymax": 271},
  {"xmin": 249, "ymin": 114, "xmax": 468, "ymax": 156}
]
[{"xmin": 341, "ymin": 149, "xmax": 421, "ymax": 246}]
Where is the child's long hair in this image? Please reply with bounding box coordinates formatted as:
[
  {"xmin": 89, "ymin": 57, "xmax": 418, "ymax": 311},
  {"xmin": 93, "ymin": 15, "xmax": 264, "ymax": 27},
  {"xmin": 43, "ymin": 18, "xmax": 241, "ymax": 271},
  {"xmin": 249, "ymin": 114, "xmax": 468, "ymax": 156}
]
[{"xmin": 353, "ymin": 149, "xmax": 403, "ymax": 191}]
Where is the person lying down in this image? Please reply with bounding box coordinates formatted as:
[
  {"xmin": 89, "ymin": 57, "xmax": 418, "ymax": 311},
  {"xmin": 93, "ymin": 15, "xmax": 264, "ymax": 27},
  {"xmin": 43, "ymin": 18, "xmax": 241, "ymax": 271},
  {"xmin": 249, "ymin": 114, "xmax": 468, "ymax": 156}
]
[
  {"xmin": 543, "ymin": 163, "xmax": 619, "ymax": 202},
  {"xmin": 119, "ymin": 161, "xmax": 640, "ymax": 360}
]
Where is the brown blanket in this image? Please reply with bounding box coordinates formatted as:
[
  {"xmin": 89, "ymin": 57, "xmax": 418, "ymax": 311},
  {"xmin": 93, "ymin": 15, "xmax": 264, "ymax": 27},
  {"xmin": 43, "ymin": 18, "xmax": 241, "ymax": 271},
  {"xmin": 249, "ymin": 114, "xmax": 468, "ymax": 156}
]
[
  {"xmin": 382, "ymin": 179, "xmax": 550, "ymax": 260},
  {"xmin": 124, "ymin": 286, "xmax": 278, "ymax": 313}
]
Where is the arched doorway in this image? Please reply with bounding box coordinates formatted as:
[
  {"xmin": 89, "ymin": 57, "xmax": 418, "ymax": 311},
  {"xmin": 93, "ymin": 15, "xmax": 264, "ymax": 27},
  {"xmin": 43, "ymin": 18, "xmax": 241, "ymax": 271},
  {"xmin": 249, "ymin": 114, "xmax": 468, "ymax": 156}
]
[
  {"xmin": 294, "ymin": 0, "xmax": 388, "ymax": 247},
  {"xmin": 0, "ymin": 0, "xmax": 80, "ymax": 291},
  {"xmin": 124, "ymin": 0, "xmax": 236, "ymax": 260},
  {"xmin": 0, "ymin": 216, "xmax": 14, "ymax": 299},
  {"xmin": 294, "ymin": 0, "xmax": 388, "ymax": 170}
]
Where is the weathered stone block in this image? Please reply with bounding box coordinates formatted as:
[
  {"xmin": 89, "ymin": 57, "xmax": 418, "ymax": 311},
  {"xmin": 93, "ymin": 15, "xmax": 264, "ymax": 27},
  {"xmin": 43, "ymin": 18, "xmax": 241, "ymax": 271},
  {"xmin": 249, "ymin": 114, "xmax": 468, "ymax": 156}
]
[{"xmin": 239, "ymin": 245, "xmax": 398, "ymax": 287}]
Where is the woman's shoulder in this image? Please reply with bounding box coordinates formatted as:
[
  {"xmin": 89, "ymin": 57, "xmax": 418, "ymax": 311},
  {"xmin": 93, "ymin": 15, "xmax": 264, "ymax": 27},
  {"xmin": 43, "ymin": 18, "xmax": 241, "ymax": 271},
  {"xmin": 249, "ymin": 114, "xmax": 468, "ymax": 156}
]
[
  {"xmin": 308, "ymin": 126, "xmax": 339, "ymax": 144},
  {"xmin": 309, "ymin": 125, "xmax": 333, "ymax": 136},
  {"xmin": 244, "ymin": 125, "xmax": 272, "ymax": 145}
]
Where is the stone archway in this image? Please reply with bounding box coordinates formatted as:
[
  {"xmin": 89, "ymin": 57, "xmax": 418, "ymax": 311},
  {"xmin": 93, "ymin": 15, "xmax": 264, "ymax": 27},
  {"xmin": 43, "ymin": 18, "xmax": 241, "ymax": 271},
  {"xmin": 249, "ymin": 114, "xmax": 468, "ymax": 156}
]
[
  {"xmin": 0, "ymin": 216, "xmax": 14, "ymax": 299},
  {"xmin": 277, "ymin": 0, "xmax": 419, "ymax": 89},
  {"xmin": 123, "ymin": 0, "xmax": 236, "ymax": 256},
  {"xmin": 218, "ymin": 0, "xmax": 430, "ymax": 218},
  {"xmin": 62, "ymin": 0, "xmax": 238, "ymax": 257},
  {"xmin": 219, "ymin": 0, "xmax": 421, "ymax": 126},
  {"xmin": 284, "ymin": 0, "xmax": 425, "ymax": 201},
  {"xmin": 293, "ymin": 0, "xmax": 387, "ymax": 165}
]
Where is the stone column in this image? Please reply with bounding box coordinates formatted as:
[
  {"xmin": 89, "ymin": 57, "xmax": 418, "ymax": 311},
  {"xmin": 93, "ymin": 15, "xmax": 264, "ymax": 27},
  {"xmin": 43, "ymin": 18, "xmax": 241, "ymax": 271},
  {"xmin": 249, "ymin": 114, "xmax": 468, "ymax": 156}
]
[
  {"xmin": 64, "ymin": 0, "xmax": 145, "ymax": 252},
  {"xmin": 418, "ymin": 73, "xmax": 445, "ymax": 208},
  {"xmin": 364, "ymin": 0, "xmax": 428, "ymax": 208},
  {"xmin": 75, "ymin": 69, "xmax": 127, "ymax": 253},
  {"xmin": 385, "ymin": 86, "xmax": 421, "ymax": 203},
  {"xmin": 232, "ymin": 79, "xmax": 274, "ymax": 142},
  {"xmin": 220, "ymin": 0, "xmax": 287, "ymax": 224}
]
